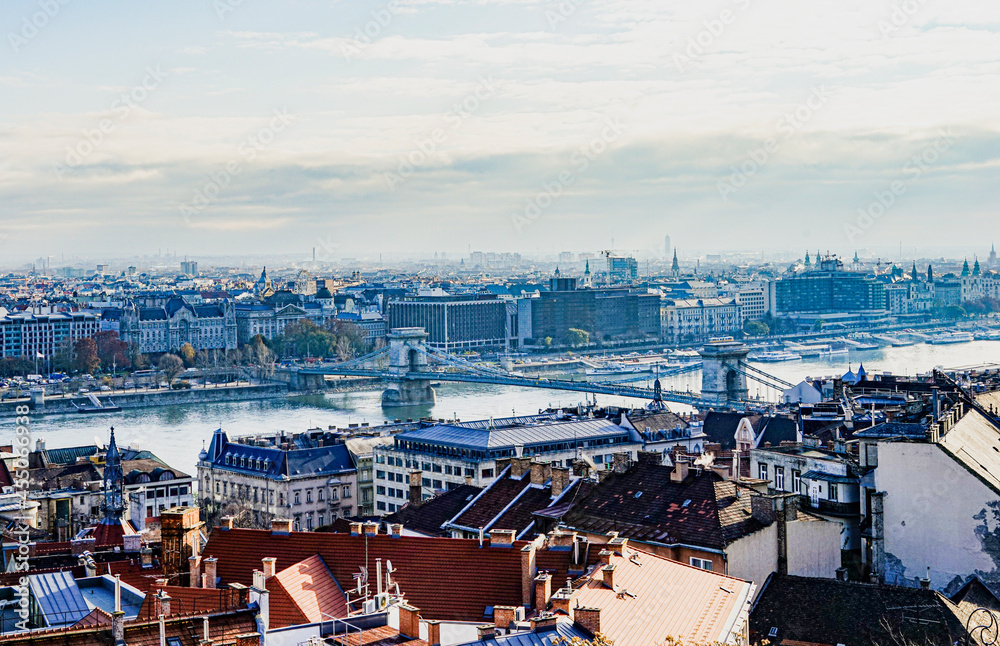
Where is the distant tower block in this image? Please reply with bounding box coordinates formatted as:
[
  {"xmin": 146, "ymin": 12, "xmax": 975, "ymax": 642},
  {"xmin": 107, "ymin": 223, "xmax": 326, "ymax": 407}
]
[
  {"xmin": 664, "ymin": 235, "xmax": 671, "ymax": 257},
  {"xmin": 698, "ymin": 338, "xmax": 749, "ymax": 405}
]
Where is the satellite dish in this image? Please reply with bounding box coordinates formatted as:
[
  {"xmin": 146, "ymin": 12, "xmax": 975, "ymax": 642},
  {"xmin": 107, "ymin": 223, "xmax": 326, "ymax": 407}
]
[
  {"xmin": 386, "ymin": 560, "xmax": 396, "ymax": 574},
  {"xmin": 94, "ymin": 436, "xmax": 103, "ymax": 448}
]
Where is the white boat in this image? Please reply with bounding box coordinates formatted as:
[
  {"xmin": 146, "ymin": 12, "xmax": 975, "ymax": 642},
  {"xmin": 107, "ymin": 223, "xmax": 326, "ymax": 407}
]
[
  {"xmin": 586, "ymin": 362, "xmax": 652, "ymax": 376},
  {"xmin": 929, "ymin": 331, "xmax": 974, "ymax": 345},
  {"xmin": 974, "ymin": 330, "xmax": 1000, "ymax": 341},
  {"xmin": 749, "ymin": 351, "xmax": 802, "ymax": 362},
  {"xmin": 820, "ymin": 347, "xmax": 849, "ymax": 356}
]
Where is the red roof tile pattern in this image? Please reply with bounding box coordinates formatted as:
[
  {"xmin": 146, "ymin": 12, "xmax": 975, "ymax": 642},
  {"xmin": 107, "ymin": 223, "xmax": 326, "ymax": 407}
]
[
  {"xmin": 71, "ymin": 607, "xmax": 113, "ymax": 628},
  {"xmin": 266, "ymin": 555, "xmax": 349, "ymax": 628},
  {"xmin": 561, "ymin": 463, "xmax": 765, "ymax": 549},
  {"xmin": 203, "ymin": 529, "xmax": 565, "ymax": 622},
  {"xmin": 137, "ymin": 584, "xmax": 246, "ymax": 621},
  {"xmin": 329, "ymin": 625, "xmax": 428, "ymax": 646}
]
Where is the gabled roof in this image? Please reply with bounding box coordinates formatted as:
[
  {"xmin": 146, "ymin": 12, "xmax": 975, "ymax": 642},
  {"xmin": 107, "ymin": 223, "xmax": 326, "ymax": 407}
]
[
  {"xmin": 701, "ymin": 412, "xmax": 797, "ymax": 450},
  {"xmin": 939, "ymin": 407, "xmax": 1000, "ymax": 495},
  {"xmin": 750, "ymin": 574, "xmax": 968, "ymax": 646},
  {"xmin": 266, "ymin": 555, "xmax": 349, "ymax": 628},
  {"xmin": 560, "ymin": 463, "xmax": 766, "ymax": 550},
  {"xmin": 385, "ymin": 485, "xmax": 482, "ymax": 537}
]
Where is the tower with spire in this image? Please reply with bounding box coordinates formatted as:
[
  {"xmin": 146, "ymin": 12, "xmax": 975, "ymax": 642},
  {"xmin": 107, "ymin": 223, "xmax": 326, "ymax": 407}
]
[
  {"xmin": 581, "ymin": 259, "xmax": 592, "ymax": 287},
  {"xmin": 974, "ymin": 257, "xmax": 981, "ymax": 276},
  {"xmin": 804, "ymin": 251, "xmax": 811, "ymax": 267},
  {"xmin": 927, "ymin": 264, "xmax": 934, "ymax": 283},
  {"xmin": 990, "ymin": 244, "xmax": 997, "ymax": 267},
  {"xmin": 93, "ymin": 427, "xmax": 136, "ymax": 547},
  {"xmin": 671, "ymin": 249, "xmax": 680, "ymax": 278},
  {"xmin": 962, "ymin": 259, "xmax": 970, "ymax": 277}
]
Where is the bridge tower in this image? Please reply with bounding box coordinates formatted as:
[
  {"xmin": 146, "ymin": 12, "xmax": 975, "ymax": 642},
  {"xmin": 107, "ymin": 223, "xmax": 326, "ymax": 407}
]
[
  {"xmin": 381, "ymin": 327, "xmax": 436, "ymax": 407},
  {"xmin": 698, "ymin": 338, "xmax": 749, "ymax": 406}
]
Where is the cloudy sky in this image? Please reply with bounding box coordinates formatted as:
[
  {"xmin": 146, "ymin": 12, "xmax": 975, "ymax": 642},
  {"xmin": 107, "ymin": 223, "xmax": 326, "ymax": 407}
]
[{"xmin": 1, "ymin": 0, "xmax": 998, "ymax": 263}]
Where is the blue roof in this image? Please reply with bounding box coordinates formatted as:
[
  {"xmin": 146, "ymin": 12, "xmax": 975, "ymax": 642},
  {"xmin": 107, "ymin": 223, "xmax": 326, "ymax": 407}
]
[
  {"xmin": 455, "ymin": 620, "xmax": 589, "ymax": 646},
  {"xmin": 210, "ymin": 438, "xmax": 356, "ymax": 480},
  {"xmin": 29, "ymin": 571, "xmax": 90, "ymax": 627},
  {"xmin": 853, "ymin": 422, "xmax": 927, "ymax": 439},
  {"xmin": 395, "ymin": 418, "xmax": 637, "ymax": 451}
]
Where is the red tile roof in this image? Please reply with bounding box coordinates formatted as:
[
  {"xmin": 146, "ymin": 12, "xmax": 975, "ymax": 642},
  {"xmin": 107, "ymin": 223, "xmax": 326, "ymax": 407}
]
[
  {"xmin": 203, "ymin": 528, "xmax": 560, "ymax": 622},
  {"xmin": 266, "ymin": 555, "xmax": 349, "ymax": 628},
  {"xmin": 137, "ymin": 584, "xmax": 246, "ymax": 621},
  {"xmin": 329, "ymin": 625, "xmax": 428, "ymax": 646}
]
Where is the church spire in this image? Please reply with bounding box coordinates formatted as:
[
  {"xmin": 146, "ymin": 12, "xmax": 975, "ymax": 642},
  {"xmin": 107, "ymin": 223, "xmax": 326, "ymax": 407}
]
[{"xmin": 101, "ymin": 427, "xmax": 125, "ymax": 524}]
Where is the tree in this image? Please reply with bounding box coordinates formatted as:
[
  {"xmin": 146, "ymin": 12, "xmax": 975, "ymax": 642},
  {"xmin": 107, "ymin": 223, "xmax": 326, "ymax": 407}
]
[
  {"xmin": 94, "ymin": 331, "xmax": 131, "ymax": 372},
  {"xmin": 73, "ymin": 338, "xmax": 100, "ymax": 374},
  {"xmin": 270, "ymin": 320, "xmax": 336, "ymax": 358},
  {"xmin": 126, "ymin": 342, "xmax": 148, "ymax": 370},
  {"xmin": 544, "ymin": 336, "xmax": 553, "ymax": 347},
  {"xmin": 179, "ymin": 343, "xmax": 197, "ymax": 368},
  {"xmin": 813, "ymin": 318, "xmax": 825, "ymax": 332},
  {"xmin": 158, "ymin": 353, "xmax": 184, "ymax": 385},
  {"xmin": 0, "ymin": 357, "xmax": 33, "ymax": 378},
  {"xmin": 565, "ymin": 328, "xmax": 590, "ymax": 347},
  {"xmin": 743, "ymin": 320, "xmax": 770, "ymax": 337}
]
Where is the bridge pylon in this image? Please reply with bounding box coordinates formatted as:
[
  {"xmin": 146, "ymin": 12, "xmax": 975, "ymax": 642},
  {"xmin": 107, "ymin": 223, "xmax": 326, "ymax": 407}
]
[
  {"xmin": 698, "ymin": 338, "xmax": 750, "ymax": 406},
  {"xmin": 381, "ymin": 327, "xmax": 436, "ymax": 407}
]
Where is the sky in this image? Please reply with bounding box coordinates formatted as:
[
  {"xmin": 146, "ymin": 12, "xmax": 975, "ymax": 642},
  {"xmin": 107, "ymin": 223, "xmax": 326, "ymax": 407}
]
[{"xmin": 1, "ymin": 0, "xmax": 999, "ymax": 264}]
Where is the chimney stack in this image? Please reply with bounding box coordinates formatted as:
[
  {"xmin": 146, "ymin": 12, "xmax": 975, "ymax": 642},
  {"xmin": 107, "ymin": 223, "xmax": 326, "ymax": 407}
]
[
  {"xmin": 154, "ymin": 590, "xmax": 172, "ymax": 617},
  {"xmin": 409, "ymin": 471, "xmax": 423, "ymax": 506},
  {"xmin": 530, "ymin": 614, "xmax": 559, "ymax": 633},
  {"xmin": 203, "ymin": 557, "xmax": 217, "ymax": 589},
  {"xmin": 574, "ymin": 606, "xmax": 602, "ymax": 637},
  {"xmin": 534, "ymin": 573, "xmax": 552, "ymax": 612},
  {"xmin": 262, "ymin": 557, "xmax": 277, "ymax": 580},
  {"xmin": 636, "ymin": 450, "xmax": 662, "ymax": 466},
  {"xmin": 389, "ymin": 523, "xmax": 403, "ymax": 538},
  {"xmin": 510, "ymin": 457, "xmax": 532, "ymax": 479},
  {"xmin": 189, "ymin": 555, "xmax": 202, "ymax": 588},
  {"xmin": 363, "ymin": 521, "xmax": 379, "ymax": 536},
  {"xmin": 529, "ymin": 462, "xmax": 552, "ymax": 486},
  {"xmin": 220, "ymin": 516, "xmax": 235, "ymax": 530},
  {"xmin": 602, "ymin": 564, "xmax": 616, "ymax": 590},
  {"xmin": 670, "ymin": 457, "xmax": 690, "ymax": 483},
  {"xmin": 397, "ymin": 604, "xmax": 421, "ymax": 640},
  {"xmin": 612, "ymin": 453, "xmax": 631, "ymax": 474},
  {"xmin": 550, "ymin": 467, "xmax": 570, "ymax": 497},
  {"xmin": 426, "ymin": 620, "xmax": 441, "ymax": 646},
  {"xmin": 494, "ymin": 605, "xmax": 517, "ymax": 630},
  {"xmin": 490, "ymin": 529, "xmax": 516, "ymax": 547},
  {"xmin": 350, "ymin": 521, "xmax": 363, "ymax": 536},
  {"xmin": 270, "ymin": 518, "xmax": 293, "ymax": 534}
]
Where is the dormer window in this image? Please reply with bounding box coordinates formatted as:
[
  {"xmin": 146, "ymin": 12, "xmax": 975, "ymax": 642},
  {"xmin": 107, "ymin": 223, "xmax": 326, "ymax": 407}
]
[{"xmin": 225, "ymin": 455, "xmax": 231, "ymax": 465}]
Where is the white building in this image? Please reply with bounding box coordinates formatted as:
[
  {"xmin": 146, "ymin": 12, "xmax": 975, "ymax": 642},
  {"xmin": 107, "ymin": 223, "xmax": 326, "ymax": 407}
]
[
  {"xmin": 0, "ymin": 310, "xmax": 100, "ymax": 360},
  {"xmin": 119, "ymin": 298, "xmax": 237, "ymax": 354},
  {"xmin": 661, "ymin": 298, "xmax": 742, "ymax": 344}
]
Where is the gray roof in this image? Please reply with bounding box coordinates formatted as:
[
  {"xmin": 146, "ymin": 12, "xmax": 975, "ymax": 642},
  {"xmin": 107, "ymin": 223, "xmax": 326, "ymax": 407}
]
[
  {"xmin": 29, "ymin": 571, "xmax": 90, "ymax": 627},
  {"xmin": 395, "ymin": 418, "xmax": 638, "ymax": 451},
  {"xmin": 455, "ymin": 620, "xmax": 589, "ymax": 646}
]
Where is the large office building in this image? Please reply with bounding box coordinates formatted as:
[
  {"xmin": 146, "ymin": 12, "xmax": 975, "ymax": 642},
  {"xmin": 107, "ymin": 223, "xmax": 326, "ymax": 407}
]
[
  {"xmin": 372, "ymin": 415, "xmax": 644, "ymax": 514},
  {"xmin": 774, "ymin": 256, "xmax": 887, "ymax": 315},
  {"xmin": 385, "ymin": 295, "xmax": 514, "ymax": 351},
  {"xmin": 607, "ymin": 255, "xmax": 638, "ymax": 283},
  {"xmin": 661, "ymin": 297, "xmax": 742, "ymax": 344},
  {"xmin": 522, "ymin": 286, "xmax": 660, "ymax": 346},
  {"xmin": 0, "ymin": 309, "xmax": 100, "ymax": 359}
]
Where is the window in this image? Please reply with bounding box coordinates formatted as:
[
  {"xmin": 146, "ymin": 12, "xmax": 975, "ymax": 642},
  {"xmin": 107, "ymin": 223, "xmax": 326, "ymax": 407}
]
[
  {"xmin": 758, "ymin": 463, "xmax": 768, "ymax": 481},
  {"xmin": 306, "ymin": 489, "xmax": 312, "ymax": 504},
  {"xmin": 294, "ymin": 491, "xmax": 301, "ymax": 505},
  {"xmin": 377, "ymin": 486, "xmax": 386, "ymax": 495},
  {"xmin": 279, "ymin": 493, "xmax": 285, "ymax": 506},
  {"xmin": 433, "ymin": 479, "xmax": 443, "ymax": 489},
  {"xmin": 376, "ymin": 470, "xmax": 385, "ymax": 480},
  {"xmin": 318, "ymin": 514, "xmax": 324, "ymax": 527},
  {"xmin": 330, "ymin": 488, "xmax": 338, "ymax": 501},
  {"xmin": 343, "ymin": 485, "xmax": 351, "ymax": 498},
  {"xmin": 481, "ymin": 468, "xmax": 493, "ymax": 479},
  {"xmin": 306, "ymin": 515, "xmax": 314, "ymax": 531},
  {"xmin": 465, "ymin": 468, "xmax": 475, "ymax": 478},
  {"xmin": 792, "ymin": 469, "xmax": 801, "ymax": 493},
  {"xmin": 774, "ymin": 467, "xmax": 784, "ymax": 491},
  {"xmin": 445, "ymin": 465, "xmax": 453, "ymax": 475},
  {"xmin": 690, "ymin": 557, "xmax": 713, "ymax": 571},
  {"xmin": 377, "ymin": 501, "xmax": 386, "ymax": 511},
  {"xmin": 829, "ymin": 483, "xmax": 839, "ymax": 502},
  {"xmin": 318, "ymin": 489, "xmax": 325, "ymax": 502},
  {"xmin": 422, "ymin": 477, "xmax": 431, "ymax": 488}
]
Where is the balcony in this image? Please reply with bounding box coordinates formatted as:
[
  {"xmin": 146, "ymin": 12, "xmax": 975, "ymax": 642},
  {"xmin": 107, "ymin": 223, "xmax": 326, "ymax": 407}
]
[{"xmin": 803, "ymin": 496, "xmax": 860, "ymax": 518}]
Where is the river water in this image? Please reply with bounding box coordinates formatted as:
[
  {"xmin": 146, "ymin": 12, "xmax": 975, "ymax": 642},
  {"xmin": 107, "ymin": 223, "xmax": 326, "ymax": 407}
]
[{"xmin": 5, "ymin": 340, "xmax": 998, "ymax": 480}]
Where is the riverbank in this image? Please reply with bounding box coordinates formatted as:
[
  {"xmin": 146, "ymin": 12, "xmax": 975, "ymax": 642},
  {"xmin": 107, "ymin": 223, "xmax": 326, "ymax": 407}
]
[{"xmin": 0, "ymin": 383, "xmax": 289, "ymax": 418}]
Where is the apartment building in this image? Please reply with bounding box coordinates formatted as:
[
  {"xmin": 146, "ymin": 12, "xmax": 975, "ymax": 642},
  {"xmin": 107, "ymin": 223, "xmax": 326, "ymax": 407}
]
[{"xmin": 0, "ymin": 310, "xmax": 100, "ymax": 359}]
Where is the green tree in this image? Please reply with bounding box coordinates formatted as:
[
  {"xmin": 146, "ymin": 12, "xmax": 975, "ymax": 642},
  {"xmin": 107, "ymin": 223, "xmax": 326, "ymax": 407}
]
[
  {"xmin": 158, "ymin": 353, "xmax": 185, "ymax": 385},
  {"xmin": 743, "ymin": 320, "xmax": 770, "ymax": 337},
  {"xmin": 179, "ymin": 342, "xmax": 197, "ymax": 368},
  {"xmin": 813, "ymin": 318, "xmax": 825, "ymax": 332},
  {"xmin": 270, "ymin": 320, "xmax": 337, "ymax": 358},
  {"xmin": 73, "ymin": 338, "xmax": 101, "ymax": 374},
  {"xmin": 565, "ymin": 328, "xmax": 590, "ymax": 347},
  {"xmin": 544, "ymin": 336, "xmax": 553, "ymax": 347}
]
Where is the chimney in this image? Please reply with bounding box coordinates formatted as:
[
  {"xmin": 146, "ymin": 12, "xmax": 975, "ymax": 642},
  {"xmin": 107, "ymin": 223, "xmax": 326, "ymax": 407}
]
[
  {"xmin": 602, "ymin": 564, "xmax": 616, "ymax": 590},
  {"xmin": 112, "ymin": 609, "xmax": 125, "ymax": 644},
  {"xmin": 636, "ymin": 450, "xmax": 661, "ymax": 466},
  {"xmin": 490, "ymin": 529, "xmax": 516, "ymax": 547},
  {"xmin": 711, "ymin": 464, "xmax": 730, "ymax": 481},
  {"xmin": 550, "ymin": 467, "xmax": 570, "ymax": 497},
  {"xmin": 530, "ymin": 613, "xmax": 559, "ymax": 633},
  {"xmin": 389, "ymin": 523, "xmax": 403, "ymax": 538},
  {"xmin": 271, "ymin": 518, "xmax": 293, "ymax": 534},
  {"xmin": 141, "ymin": 547, "xmax": 154, "ymax": 568},
  {"xmin": 670, "ymin": 458, "xmax": 690, "ymax": 483},
  {"xmin": 350, "ymin": 521, "xmax": 363, "ymax": 536},
  {"xmin": 607, "ymin": 536, "xmax": 628, "ymax": 555},
  {"xmin": 612, "ymin": 453, "xmax": 631, "ymax": 474},
  {"xmin": 571, "ymin": 459, "xmax": 591, "ymax": 478},
  {"xmin": 477, "ymin": 625, "xmax": 497, "ymax": 640},
  {"xmin": 189, "ymin": 555, "xmax": 202, "ymax": 588},
  {"xmin": 534, "ymin": 573, "xmax": 552, "ymax": 612},
  {"xmin": 154, "ymin": 590, "xmax": 172, "ymax": 617},
  {"xmin": 574, "ymin": 606, "xmax": 602, "ymax": 637},
  {"xmin": 530, "ymin": 461, "xmax": 552, "ymax": 486},
  {"xmin": 363, "ymin": 521, "xmax": 379, "ymax": 536},
  {"xmin": 596, "ymin": 549, "xmax": 613, "ymax": 565},
  {"xmin": 550, "ymin": 586, "xmax": 575, "ymax": 618},
  {"xmin": 494, "ymin": 605, "xmax": 517, "ymax": 630},
  {"xmin": 510, "ymin": 457, "xmax": 532, "ymax": 479},
  {"xmin": 597, "ymin": 469, "xmax": 614, "ymax": 483},
  {"xmin": 932, "ymin": 386, "xmax": 940, "ymax": 421},
  {"xmin": 920, "ymin": 567, "xmax": 931, "ymax": 589},
  {"xmin": 409, "ymin": 471, "xmax": 423, "ymax": 506},
  {"xmin": 426, "ymin": 620, "xmax": 441, "ymax": 646},
  {"xmin": 835, "ymin": 567, "xmax": 849, "ymax": 582},
  {"xmin": 234, "ymin": 634, "xmax": 261, "ymax": 646},
  {"xmin": 203, "ymin": 557, "xmax": 217, "ymax": 589},
  {"xmin": 220, "ymin": 516, "xmax": 235, "ymax": 530},
  {"xmin": 398, "ymin": 605, "xmax": 421, "ymax": 640},
  {"xmin": 262, "ymin": 557, "xmax": 277, "ymax": 580}
]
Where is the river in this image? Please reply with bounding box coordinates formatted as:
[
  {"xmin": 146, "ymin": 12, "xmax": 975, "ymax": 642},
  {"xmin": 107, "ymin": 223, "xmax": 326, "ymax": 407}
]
[{"xmin": 4, "ymin": 340, "xmax": 998, "ymax": 480}]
